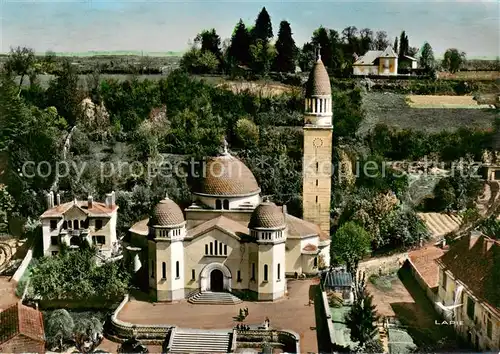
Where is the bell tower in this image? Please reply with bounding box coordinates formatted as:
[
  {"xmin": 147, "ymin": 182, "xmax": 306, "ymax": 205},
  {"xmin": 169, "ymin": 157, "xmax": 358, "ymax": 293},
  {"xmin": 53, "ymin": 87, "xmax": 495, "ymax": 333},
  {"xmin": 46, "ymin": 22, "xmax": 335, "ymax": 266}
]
[{"xmin": 302, "ymin": 47, "xmax": 333, "ymax": 234}]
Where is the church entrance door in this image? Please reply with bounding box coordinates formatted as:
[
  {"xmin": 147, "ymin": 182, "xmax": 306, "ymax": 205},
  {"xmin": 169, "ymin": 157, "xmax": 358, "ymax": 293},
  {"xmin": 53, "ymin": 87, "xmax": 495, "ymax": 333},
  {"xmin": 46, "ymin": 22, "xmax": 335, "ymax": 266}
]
[{"xmin": 210, "ymin": 269, "xmax": 224, "ymax": 292}]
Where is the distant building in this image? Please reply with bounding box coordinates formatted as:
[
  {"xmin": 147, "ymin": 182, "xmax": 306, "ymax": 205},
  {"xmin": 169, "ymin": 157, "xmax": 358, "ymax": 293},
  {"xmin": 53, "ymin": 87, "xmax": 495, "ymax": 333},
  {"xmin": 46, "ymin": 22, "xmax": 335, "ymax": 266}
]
[
  {"xmin": 435, "ymin": 232, "xmax": 500, "ymax": 351},
  {"xmin": 399, "ymin": 55, "xmax": 418, "ymax": 70},
  {"xmin": 0, "ymin": 303, "xmax": 45, "ymax": 354},
  {"xmin": 321, "ymin": 268, "xmax": 354, "ymax": 305},
  {"xmin": 352, "ymin": 46, "xmax": 398, "ymax": 76},
  {"xmin": 40, "ymin": 191, "xmax": 119, "ymax": 257}
]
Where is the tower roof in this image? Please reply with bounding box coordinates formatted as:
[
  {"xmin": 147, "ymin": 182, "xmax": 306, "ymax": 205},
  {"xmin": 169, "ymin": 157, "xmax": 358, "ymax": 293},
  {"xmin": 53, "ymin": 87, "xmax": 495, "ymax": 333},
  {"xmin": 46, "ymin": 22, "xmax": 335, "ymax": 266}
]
[
  {"xmin": 249, "ymin": 201, "xmax": 286, "ymax": 229},
  {"xmin": 305, "ymin": 57, "xmax": 331, "ymax": 97},
  {"xmin": 149, "ymin": 196, "xmax": 185, "ymax": 227}
]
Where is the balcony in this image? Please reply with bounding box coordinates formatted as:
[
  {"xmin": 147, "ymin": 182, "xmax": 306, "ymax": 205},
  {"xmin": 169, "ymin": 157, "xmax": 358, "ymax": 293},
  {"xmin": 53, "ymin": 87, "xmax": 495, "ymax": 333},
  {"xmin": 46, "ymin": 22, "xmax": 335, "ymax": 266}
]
[{"xmin": 59, "ymin": 228, "xmax": 89, "ymax": 237}]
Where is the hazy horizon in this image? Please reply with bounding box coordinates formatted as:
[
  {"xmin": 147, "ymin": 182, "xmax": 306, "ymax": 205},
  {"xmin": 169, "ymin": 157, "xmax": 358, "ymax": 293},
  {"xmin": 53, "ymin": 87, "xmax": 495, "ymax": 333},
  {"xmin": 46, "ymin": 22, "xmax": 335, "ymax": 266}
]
[{"xmin": 1, "ymin": 0, "xmax": 498, "ymax": 59}]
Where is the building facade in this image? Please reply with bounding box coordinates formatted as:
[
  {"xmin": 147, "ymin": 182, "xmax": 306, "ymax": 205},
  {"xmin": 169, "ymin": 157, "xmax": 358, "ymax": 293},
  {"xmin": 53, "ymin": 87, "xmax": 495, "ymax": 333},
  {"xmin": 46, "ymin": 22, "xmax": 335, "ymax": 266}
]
[
  {"xmin": 127, "ymin": 60, "xmax": 333, "ymax": 302},
  {"xmin": 352, "ymin": 46, "xmax": 398, "ymax": 76},
  {"xmin": 40, "ymin": 191, "xmax": 119, "ymax": 257},
  {"xmin": 435, "ymin": 232, "xmax": 500, "ymax": 351}
]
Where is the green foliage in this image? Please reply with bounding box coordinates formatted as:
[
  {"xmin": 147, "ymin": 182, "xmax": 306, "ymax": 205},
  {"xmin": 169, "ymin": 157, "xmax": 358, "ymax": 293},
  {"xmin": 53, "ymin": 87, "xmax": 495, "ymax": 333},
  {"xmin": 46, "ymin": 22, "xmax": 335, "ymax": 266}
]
[
  {"xmin": 29, "ymin": 249, "xmax": 130, "ymax": 301},
  {"xmin": 0, "ymin": 185, "xmax": 15, "ymax": 233},
  {"xmin": 379, "ymin": 210, "xmax": 430, "ymax": 249},
  {"xmin": 3, "ymin": 46, "xmax": 36, "ymax": 88},
  {"xmin": 235, "ymin": 118, "xmax": 259, "ymax": 148},
  {"xmin": 478, "ymin": 215, "xmax": 500, "ymax": 239},
  {"xmin": 273, "ymin": 21, "xmax": 298, "ymax": 73},
  {"xmin": 419, "ymin": 42, "xmax": 435, "ymax": 70},
  {"xmin": 228, "ymin": 19, "xmax": 252, "ymax": 66},
  {"xmin": 332, "ymin": 221, "xmax": 371, "ymax": 273},
  {"xmin": 73, "ymin": 316, "xmax": 104, "ymax": 352},
  {"xmin": 443, "ymin": 49, "xmax": 466, "ymax": 73},
  {"xmin": 180, "ymin": 48, "xmax": 219, "ymax": 74},
  {"xmin": 45, "ymin": 309, "xmax": 75, "ymax": 351},
  {"xmin": 251, "ymin": 7, "xmax": 273, "ymax": 42}
]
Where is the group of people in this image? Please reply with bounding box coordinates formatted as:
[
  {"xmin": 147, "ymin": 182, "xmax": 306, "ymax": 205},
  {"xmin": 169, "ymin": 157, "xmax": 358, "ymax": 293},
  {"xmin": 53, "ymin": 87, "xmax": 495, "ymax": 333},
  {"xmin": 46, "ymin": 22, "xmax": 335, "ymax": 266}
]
[{"xmin": 236, "ymin": 323, "xmax": 250, "ymax": 331}]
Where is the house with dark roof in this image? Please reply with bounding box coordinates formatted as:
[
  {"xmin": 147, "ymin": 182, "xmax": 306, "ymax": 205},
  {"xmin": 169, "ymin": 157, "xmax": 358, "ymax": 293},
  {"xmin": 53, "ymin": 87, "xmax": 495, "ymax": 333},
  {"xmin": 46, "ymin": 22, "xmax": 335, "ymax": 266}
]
[
  {"xmin": 0, "ymin": 303, "xmax": 45, "ymax": 353},
  {"xmin": 127, "ymin": 54, "xmax": 333, "ymax": 302},
  {"xmin": 435, "ymin": 231, "xmax": 500, "ymax": 351},
  {"xmin": 352, "ymin": 46, "xmax": 399, "ymax": 76},
  {"xmin": 321, "ymin": 268, "xmax": 354, "ymax": 305}
]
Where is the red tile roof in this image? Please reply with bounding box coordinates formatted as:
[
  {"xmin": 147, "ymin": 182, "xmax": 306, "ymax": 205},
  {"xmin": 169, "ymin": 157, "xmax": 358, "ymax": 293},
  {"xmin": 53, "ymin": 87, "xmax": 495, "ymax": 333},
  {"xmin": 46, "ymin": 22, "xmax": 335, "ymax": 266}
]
[
  {"xmin": 408, "ymin": 246, "xmax": 445, "ymax": 288},
  {"xmin": 302, "ymin": 243, "xmax": 318, "ymax": 253},
  {"xmin": 40, "ymin": 200, "xmax": 117, "ymax": 218},
  {"xmin": 436, "ymin": 234, "xmax": 500, "ymax": 313},
  {"xmin": 0, "ymin": 303, "xmax": 45, "ymax": 353}
]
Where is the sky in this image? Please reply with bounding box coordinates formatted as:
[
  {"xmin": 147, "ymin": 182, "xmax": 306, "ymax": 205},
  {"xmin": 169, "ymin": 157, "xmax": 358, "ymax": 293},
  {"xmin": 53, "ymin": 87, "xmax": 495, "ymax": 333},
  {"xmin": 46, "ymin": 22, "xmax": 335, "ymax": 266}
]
[{"xmin": 0, "ymin": 0, "xmax": 498, "ymax": 58}]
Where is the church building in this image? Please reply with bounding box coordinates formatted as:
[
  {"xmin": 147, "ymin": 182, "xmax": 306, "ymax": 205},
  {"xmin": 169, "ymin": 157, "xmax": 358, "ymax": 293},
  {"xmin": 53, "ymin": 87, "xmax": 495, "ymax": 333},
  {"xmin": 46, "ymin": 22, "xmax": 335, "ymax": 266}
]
[{"xmin": 127, "ymin": 54, "xmax": 333, "ymax": 302}]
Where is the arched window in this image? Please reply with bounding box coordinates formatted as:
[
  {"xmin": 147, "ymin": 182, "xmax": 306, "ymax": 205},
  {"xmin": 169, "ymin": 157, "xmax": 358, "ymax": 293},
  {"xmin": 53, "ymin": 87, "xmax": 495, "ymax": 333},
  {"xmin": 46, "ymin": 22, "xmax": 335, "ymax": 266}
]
[
  {"xmin": 277, "ymin": 263, "xmax": 281, "ymax": 280},
  {"xmin": 224, "ymin": 244, "xmax": 227, "ymax": 255},
  {"xmin": 223, "ymin": 199, "xmax": 229, "ymax": 210},
  {"xmin": 162, "ymin": 262, "xmax": 166, "ymax": 279},
  {"xmin": 316, "ymin": 162, "xmax": 319, "ymax": 172},
  {"xmin": 210, "ymin": 242, "xmax": 213, "ymax": 255},
  {"xmin": 175, "ymin": 261, "xmax": 180, "ymax": 278},
  {"xmin": 205, "ymin": 244, "xmax": 209, "ymax": 255},
  {"xmin": 214, "ymin": 240, "xmax": 218, "ymax": 255},
  {"xmin": 314, "ymin": 257, "xmax": 318, "ymax": 267},
  {"xmin": 63, "ymin": 220, "xmax": 68, "ymax": 229},
  {"xmin": 73, "ymin": 220, "xmax": 79, "ymax": 229},
  {"xmin": 264, "ymin": 264, "xmax": 268, "ymax": 282},
  {"xmin": 67, "ymin": 220, "xmax": 72, "ymax": 229},
  {"xmin": 219, "ymin": 242, "xmax": 223, "ymax": 255},
  {"xmin": 215, "ymin": 199, "xmax": 222, "ymax": 209}
]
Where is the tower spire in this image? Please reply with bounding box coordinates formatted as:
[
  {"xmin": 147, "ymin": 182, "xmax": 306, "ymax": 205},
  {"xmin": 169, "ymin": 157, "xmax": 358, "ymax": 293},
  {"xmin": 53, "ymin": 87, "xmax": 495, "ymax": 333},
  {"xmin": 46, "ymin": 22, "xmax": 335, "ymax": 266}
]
[{"xmin": 222, "ymin": 137, "xmax": 229, "ymax": 156}]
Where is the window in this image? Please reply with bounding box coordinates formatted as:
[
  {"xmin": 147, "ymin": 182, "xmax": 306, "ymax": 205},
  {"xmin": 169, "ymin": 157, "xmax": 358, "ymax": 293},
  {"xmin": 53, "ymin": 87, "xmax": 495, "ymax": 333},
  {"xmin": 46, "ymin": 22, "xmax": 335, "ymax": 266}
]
[
  {"xmin": 224, "ymin": 244, "xmax": 227, "ymax": 255},
  {"xmin": 192, "ymin": 269, "xmax": 196, "ymax": 280},
  {"xmin": 237, "ymin": 271, "xmax": 242, "ymax": 282},
  {"xmin": 495, "ymin": 170, "xmax": 500, "ymax": 180},
  {"xmin": 215, "ymin": 199, "xmax": 222, "ymax": 209},
  {"xmin": 214, "ymin": 240, "xmax": 218, "ymax": 255},
  {"xmin": 466, "ymin": 296, "xmax": 475, "ymax": 319},
  {"xmin": 277, "ymin": 264, "xmax": 280, "ymax": 280},
  {"xmin": 219, "ymin": 242, "xmax": 223, "ymax": 255},
  {"xmin": 264, "ymin": 264, "xmax": 268, "ymax": 282},
  {"xmin": 151, "ymin": 261, "xmax": 155, "ymax": 278},
  {"xmin": 67, "ymin": 220, "xmax": 72, "ymax": 229},
  {"xmin": 314, "ymin": 257, "xmax": 318, "ymax": 267},
  {"xmin": 315, "ymin": 196, "xmax": 318, "ymax": 203},
  {"xmin": 175, "ymin": 261, "xmax": 180, "ymax": 279},
  {"xmin": 210, "ymin": 242, "xmax": 213, "ymax": 255},
  {"xmin": 50, "ymin": 220, "xmax": 57, "ymax": 230},
  {"xmin": 251, "ymin": 263, "xmax": 256, "ymax": 280},
  {"xmin": 486, "ymin": 318, "xmax": 492, "ymax": 339},
  {"xmin": 95, "ymin": 219, "xmax": 103, "ymax": 230},
  {"xmin": 316, "ymin": 162, "xmax": 319, "ymax": 172},
  {"xmin": 51, "ymin": 251, "xmax": 58, "ymax": 256},
  {"xmin": 51, "ymin": 236, "xmax": 59, "ymax": 246},
  {"xmin": 316, "ymin": 179, "xmax": 318, "ymax": 187},
  {"xmin": 223, "ymin": 199, "xmax": 229, "ymax": 210},
  {"xmin": 162, "ymin": 262, "xmax": 166, "ymax": 279},
  {"xmin": 442, "ymin": 271, "xmax": 447, "ymax": 289},
  {"xmin": 205, "ymin": 244, "xmax": 209, "ymax": 255},
  {"xmin": 73, "ymin": 220, "xmax": 79, "ymax": 229},
  {"xmin": 63, "ymin": 220, "xmax": 67, "ymax": 229},
  {"xmin": 92, "ymin": 236, "xmax": 105, "ymax": 245}
]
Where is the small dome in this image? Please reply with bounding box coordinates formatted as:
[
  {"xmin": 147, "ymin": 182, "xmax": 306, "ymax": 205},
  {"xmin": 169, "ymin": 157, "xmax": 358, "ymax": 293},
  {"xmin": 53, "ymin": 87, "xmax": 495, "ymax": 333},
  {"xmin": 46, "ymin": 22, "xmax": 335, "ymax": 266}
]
[
  {"xmin": 305, "ymin": 58, "xmax": 331, "ymax": 97},
  {"xmin": 192, "ymin": 154, "xmax": 261, "ymax": 197},
  {"xmin": 249, "ymin": 201, "xmax": 285, "ymax": 229},
  {"xmin": 149, "ymin": 197, "xmax": 184, "ymax": 227}
]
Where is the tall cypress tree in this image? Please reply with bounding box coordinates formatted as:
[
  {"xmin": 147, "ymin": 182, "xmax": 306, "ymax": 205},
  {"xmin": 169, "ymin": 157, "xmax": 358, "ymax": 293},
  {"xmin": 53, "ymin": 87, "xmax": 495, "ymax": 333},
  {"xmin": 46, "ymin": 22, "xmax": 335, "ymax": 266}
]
[
  {"xmin": 312, "ymin": 26, "xmax": 333, "ymax": 68},
  {"xmin": 252, "ymin": 7, "xmax": 273, "ymax": 42},
  {"xmin": 228, "ymin": 19, "xmax": 251, "ymax": 66},
  {"xmin": 399, "ymin": 31, "xmax": 409, "ymax": 58},
  {"xmin": 273, "ymin": 21, "xmax": 297, "ymax": 73}
]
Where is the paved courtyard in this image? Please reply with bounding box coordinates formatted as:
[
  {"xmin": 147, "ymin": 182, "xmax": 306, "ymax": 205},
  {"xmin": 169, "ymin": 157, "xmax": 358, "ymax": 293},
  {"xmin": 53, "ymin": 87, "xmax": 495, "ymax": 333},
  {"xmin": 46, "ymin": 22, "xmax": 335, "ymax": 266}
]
[{"xmin": 118, "ymin": 279, "xmax": 320, "ymax": 353}]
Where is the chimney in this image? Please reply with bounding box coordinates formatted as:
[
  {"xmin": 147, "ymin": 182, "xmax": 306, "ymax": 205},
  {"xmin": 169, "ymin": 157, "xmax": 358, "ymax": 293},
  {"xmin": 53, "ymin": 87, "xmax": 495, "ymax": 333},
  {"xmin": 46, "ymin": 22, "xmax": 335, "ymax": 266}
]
[
  {"xmin": 56, "ymin": 193, "xmax": 61, "ymax": 206},
  {"xmin": 282, "ymin": 204, "xmax": 287, "ymax": 216},
  {"xmin": 88, "ymin": 195, "xmax": 93, "ymax": 209},
  {"xmin": 105, "ymin": 192, "xmax": 115, "ymax": 208},
  {"xmin": 46, "ymin": 192, "xmax": 54, "ymax": 209},
  {"xmin": 111, "ymin": 191, "xmax": 115, "ymax": 206}
]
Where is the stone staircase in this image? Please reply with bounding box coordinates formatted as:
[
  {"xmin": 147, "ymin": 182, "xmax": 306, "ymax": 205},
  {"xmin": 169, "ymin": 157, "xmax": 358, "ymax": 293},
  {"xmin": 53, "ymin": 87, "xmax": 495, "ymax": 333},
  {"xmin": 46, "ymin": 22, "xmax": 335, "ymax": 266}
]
[
  {"xmin": 169, "ymin": 328, "xmax": 232, "ymax": 353},
  {"xmin": 188, "ymin": 291, "xmax": 242, "ymax": 305}
]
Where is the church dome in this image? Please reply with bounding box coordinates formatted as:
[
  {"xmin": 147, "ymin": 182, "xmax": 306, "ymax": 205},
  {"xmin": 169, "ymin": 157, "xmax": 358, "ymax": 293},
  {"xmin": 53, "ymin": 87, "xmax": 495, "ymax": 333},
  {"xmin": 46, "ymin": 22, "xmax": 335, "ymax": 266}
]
[
  {"xmin": 193, "ymin": 154, "xmax": 261, "ymax": 197},
  {"xmin": 149, "ymin": 197, "xmax": 185, "ymax": 227},
  {"xmin": 305, "ymin": 58, "xmax": 331, "ymax": 97},
  {"xmin": 249, "ymin": 201, "xmax": 286, "ymax": 229}
]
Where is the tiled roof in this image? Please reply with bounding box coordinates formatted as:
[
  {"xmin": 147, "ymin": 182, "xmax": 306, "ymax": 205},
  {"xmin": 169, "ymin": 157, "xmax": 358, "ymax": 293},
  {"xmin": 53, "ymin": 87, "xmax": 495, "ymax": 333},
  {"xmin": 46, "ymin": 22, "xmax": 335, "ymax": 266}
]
[
  {"xmin": 192, "ymin": 154, "xmax": 261, "ymax": 197},
  {"xmin": 417, "ymin": 212, "xmax": 462, "ymax": 239},
  {"xmin": 408, "ymin": 246, "xmax": 445, "ymax": 288},
  {"xmin": 0, "ymin": 303, "xmax": 45, "ymax": 350},
  {"xmin": 186, "ymin": 216, "xmax": 249, "ymax": 240},
  {"xmin": 286, "ymin": 214, "xmax": 328, "ymax": 241},
  {"xmin": 305, "ymin": 58, "xmax": 331, "ymax": 96},
  {"xmin": 129, "ymin": 218, "xmax": 149, "ymax": 235},
  {"xmin": 40, "ymin": 200, "xmax": 117, "ymax": 218},
  {"xmin": 436, "ymin": 233, "xmax": 500, "ymax": 312},
  {"xmin": 302, "ymin": 243, "xmax": 318, "ymax": 252},
  {"xmin": 148, "ymin": 197, "xmax": 185, "ymax": 227},
  {"xmin": 380, "ymin": 46, "xmax": 398, "ymax": 58},
  {"xmin": 323, "ymin": 270, "xmax": 353, "ymax": 288},
  {"xmin": 249, "ymin": 202, "xmax": 285, "ymax": 229},
  {"xmin": 354, "ymin": 50, "xmax": 383, "ymax": 65}
]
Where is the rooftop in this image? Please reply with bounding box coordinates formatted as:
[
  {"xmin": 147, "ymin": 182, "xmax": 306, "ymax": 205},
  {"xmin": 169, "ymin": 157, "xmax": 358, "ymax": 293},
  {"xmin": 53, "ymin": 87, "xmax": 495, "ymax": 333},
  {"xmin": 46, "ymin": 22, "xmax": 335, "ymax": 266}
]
[
  {"xmin": 408, "ymin": 246, "xmax": 445, "ymax": 288},
  {"xmin": 41, "ymin": 200, "xmax": 117, "ymax": 218},
  {"xmin": 0, "ymin": 303, "xmax": 45, "ymax": 353}
]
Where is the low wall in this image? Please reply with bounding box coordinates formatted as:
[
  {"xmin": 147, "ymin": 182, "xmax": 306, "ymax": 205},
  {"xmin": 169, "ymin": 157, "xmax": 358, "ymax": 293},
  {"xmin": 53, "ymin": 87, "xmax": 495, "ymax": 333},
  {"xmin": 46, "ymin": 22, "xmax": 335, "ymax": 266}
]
[
  {"xmin": 320, "ymin": 291, "xmax": 335, "ymax": 350},
  {"xmin": 39, "ymin": 298, "xmax": 120, "ymax": 310},
  {"xmin": 108, "ymin": 294, "xmax": 175, "ymax": 344},
  {"xmin": 405, "ymin": 260, "xmax": 440, "ymax": 314},
  {"xmin": 236, "ymin": 329, "xmax": 300, "ymax": 353},
  {"xmin": 359, "ymin": 253, "xmax": 408, "ymax": 277},
  {"xmin": 11, "ymin": 246, "xmax": 33, "ymax": 282}
]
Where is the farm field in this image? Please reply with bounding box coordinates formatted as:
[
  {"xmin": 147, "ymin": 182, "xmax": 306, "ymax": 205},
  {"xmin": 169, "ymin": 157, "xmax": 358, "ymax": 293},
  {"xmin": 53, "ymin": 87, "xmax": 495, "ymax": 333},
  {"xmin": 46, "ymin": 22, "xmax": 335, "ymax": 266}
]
[
  {"xmin": 406, "ymin": 95, "xmax": 494, "ymax": 109},
  {"xmin": 360, "ymin": 92, "xmax": 497, "ymax": 135},
  {"xmin": 437, "ymin": 70, "xmax": 500, "ymax": 80},
  {"xmin": 216, "ymin": 80, "xmax": 299, "ymax": 96}
]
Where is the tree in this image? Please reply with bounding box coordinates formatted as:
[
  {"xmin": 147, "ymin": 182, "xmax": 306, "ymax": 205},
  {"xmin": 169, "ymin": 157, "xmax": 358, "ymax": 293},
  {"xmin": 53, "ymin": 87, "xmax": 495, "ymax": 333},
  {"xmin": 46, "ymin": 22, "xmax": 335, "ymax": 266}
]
[
  {"xmin": 180, "ymin": 48, "xmax": 219, "ymax": 74},
  {"xmin": 443, "ymin": 48, "xmax": 466, "ymax": 73},
  {"xmin": 73, "ymin": 316, "xmax": 104, "ymax": 353},
  {"xmin": 195, "ymin": 28, "xmax": 222, "ymax": 61},
  {"xmin": 273, "ymin": 21, "xmax": 298, "ymax": 73},
  {"xmin": 46, "ymin": 59, "xmax": 83, "ymax": 126},
  {"xmin": 419, "ymin": 42, "xmax": 435, "ymax": 70},
  {"xmin": 345, "ymin": 272, "xmax": 380, "ymax": 346},
  {"xmin": 249, "ymin": 39, "xmax": 274, "ymax": 76},
  {"xmin": 373, "ymin": 31, "xmax": 389, "ymax": 50},
  {"xmin": 312, "ymin": 27, "xmax": 333, "ymax": 67},
  {"xmin": 45, "ymin": 309, "xmax": 74, "ymax": 351},
  {"xmin": 398, "ymin": 31, "xmax": 409, "ymax": 58},
  {"xmin": 332, "ymin": 221, "xmax": 371, "ymax": 274},
  {"xmin": 342, "ymin": 26, "xmax": 359, "ymax": 59},
  {"xmin": 393, "ymin": 37, "xmax": 398, "ymax": 54},
  {"xmin": 251, "ymin": 7, "xmax": 273, "ymax": 42},
  {"xmin": 0, "ymin": 185, "xmax": 15, "ymax": 233},
  {"xmin": 298, "ymin": 42, "xmax": 316, "ymax": 72},
  {"xmin": 359, "ymin": 28, "xmax": 373, "ymax": 54},
  {"xmin": 235, "ymin": 118, "xmax": 259, "ymax": 148},
  {"xmin": 3, "ymin": 46, "xmax": 36, "ymax": 92},
  {"xmin": 228, "ymin": 19, "xmax": 252, "ymax": 66}
]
